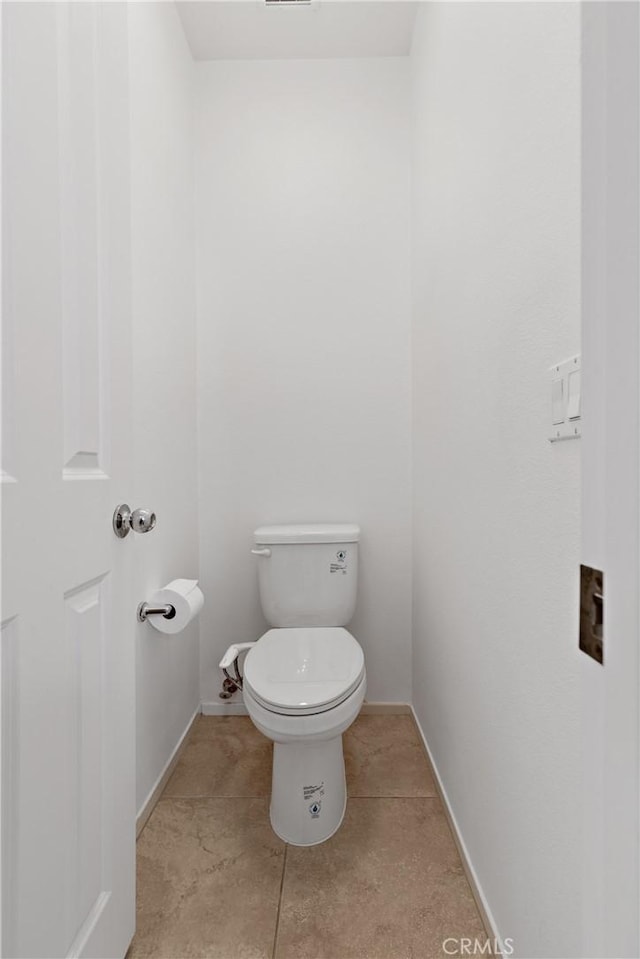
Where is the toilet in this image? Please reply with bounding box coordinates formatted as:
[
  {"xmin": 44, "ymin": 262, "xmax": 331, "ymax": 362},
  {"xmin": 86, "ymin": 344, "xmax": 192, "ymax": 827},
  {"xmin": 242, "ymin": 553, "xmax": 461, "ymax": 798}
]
[{"xmin": 242, "ymin": 523, "xmax": 365, "ymax": 846}]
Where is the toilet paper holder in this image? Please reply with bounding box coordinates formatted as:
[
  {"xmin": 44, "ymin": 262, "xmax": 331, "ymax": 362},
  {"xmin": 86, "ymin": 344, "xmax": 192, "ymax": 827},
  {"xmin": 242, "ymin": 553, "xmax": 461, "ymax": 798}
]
[
  {"xmin": 137, "ymin": 602, "xmax": 176, "ymax": 623},
  {"xmin": 136, "ymin": 579, "xmax": 204, "ymax": 633}
]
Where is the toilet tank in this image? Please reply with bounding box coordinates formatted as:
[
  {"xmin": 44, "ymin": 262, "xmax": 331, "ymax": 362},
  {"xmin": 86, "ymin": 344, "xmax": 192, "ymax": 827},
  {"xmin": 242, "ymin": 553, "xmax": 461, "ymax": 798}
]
[{"xmin": 253, "ymin": 523, "xmax": 360, "ymax": 627}]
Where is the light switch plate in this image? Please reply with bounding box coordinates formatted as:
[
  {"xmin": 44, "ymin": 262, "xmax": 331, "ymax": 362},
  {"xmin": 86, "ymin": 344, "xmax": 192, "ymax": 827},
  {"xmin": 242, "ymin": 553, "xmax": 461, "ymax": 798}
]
[{"xmin": 549, "ymin": 354, "xmax": 581, "ymax": 442}]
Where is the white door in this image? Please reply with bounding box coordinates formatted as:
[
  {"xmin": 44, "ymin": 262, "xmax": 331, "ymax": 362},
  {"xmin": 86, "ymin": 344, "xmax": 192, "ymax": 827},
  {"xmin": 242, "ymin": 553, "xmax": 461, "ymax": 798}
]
[
  {"xmin": 2, "ymin": 4, "xmax": 135, "ymax": 957},
  {"xmin": 581, "ymin": 5, "xmax": 640, "ymax": 955}
]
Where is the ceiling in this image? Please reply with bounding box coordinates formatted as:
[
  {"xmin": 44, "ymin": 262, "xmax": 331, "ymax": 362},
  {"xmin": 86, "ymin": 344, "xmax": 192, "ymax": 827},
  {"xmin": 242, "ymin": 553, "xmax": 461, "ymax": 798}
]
[{"xmin": 176, "ymin": 1, "xmax": 418, "ymax": 61}]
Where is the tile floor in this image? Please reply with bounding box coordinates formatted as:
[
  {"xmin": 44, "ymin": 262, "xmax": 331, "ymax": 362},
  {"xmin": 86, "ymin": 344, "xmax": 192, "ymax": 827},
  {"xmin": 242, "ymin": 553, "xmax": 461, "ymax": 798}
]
[{"xmin": 129, "ymin": 714, "xmax": 487, "ymax": 959}]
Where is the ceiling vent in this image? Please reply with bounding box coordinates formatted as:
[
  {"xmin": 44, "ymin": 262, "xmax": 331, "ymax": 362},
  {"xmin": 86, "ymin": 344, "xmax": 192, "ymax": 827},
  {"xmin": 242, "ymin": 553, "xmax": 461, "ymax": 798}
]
[{"xmin": 265, "ymin": 0, "xmax": 313, "ymax": 6}]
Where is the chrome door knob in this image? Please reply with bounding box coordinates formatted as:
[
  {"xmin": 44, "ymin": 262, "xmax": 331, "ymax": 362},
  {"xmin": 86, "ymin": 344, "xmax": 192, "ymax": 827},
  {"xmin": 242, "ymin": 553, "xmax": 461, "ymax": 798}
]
[
  {"xmin": 113, "ymin": 504, "xmax": 157, "ymax": 538},
  {"xmin": 130, "ymin": 508, "xmax": 156, "ymax": 534}
]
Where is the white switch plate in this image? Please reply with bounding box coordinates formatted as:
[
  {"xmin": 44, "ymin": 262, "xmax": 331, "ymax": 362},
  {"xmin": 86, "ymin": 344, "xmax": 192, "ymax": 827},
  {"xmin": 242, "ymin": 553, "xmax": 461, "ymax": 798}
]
[{"xmin": 549, "ymin": 354, "xmax": 581, "ymax": 442}]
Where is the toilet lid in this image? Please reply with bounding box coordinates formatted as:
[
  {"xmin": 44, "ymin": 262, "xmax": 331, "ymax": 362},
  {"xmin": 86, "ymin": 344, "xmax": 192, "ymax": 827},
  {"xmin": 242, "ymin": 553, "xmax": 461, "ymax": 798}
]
[{"xmin": 244, "ymin": 627, "xmax": 365, "ymax": 715}]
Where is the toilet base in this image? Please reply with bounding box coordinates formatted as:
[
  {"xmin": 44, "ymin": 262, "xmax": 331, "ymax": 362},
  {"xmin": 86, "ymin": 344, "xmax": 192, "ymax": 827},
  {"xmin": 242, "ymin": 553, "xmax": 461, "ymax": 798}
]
[{"xmin": 270, "ymin": 736, "xmax": 347, "ymax": 846}]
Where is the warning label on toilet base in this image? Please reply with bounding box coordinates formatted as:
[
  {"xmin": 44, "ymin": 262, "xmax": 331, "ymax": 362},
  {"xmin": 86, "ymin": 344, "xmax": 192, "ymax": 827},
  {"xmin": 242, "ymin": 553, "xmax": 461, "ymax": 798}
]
[{"xmin": 303, "ymin": 782, "xmax": 325, "ymax": 801}]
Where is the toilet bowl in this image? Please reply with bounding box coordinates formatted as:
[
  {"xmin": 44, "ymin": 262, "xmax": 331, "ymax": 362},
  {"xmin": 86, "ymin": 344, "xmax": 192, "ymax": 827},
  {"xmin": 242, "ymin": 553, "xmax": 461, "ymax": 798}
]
[{"xmin": 243, "ymin": 626, "xmax": 366, "ymax": 846}]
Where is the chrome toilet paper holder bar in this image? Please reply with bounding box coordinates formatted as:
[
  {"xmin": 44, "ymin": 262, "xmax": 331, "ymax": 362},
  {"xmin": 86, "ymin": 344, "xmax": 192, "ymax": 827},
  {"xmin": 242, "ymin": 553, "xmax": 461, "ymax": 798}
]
[{"xmin": 137, "ymin": 602, "xmax": 176, "ymax": 623}]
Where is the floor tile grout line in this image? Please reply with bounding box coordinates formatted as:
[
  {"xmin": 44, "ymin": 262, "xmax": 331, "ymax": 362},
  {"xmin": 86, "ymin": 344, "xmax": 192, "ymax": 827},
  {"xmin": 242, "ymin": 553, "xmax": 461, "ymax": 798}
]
[{"xmin": 271, "ymin": 843, "xmax": 288, "ymax": 959}]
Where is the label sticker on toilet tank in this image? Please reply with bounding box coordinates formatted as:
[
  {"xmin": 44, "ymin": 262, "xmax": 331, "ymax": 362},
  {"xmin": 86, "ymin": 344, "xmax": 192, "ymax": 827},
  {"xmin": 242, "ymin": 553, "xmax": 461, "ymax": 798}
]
[
  {"xmin": 330, "ymin": 550, "xmax": 347, "ymax": 575},
  {"xmin": 303, "ymin": 782, "xmax": 325, "ymax": 801},
  {"xmin": 308, "ymin": 801, "xmax": 322, "ymax": 819}
]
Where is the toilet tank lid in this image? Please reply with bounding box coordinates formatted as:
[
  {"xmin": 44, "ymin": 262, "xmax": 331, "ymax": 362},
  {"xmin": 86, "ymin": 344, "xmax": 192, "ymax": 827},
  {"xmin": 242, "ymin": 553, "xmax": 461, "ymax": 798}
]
[{"xmin": 253, "ymin": 523, "xmax": 360, "ymax": 545}]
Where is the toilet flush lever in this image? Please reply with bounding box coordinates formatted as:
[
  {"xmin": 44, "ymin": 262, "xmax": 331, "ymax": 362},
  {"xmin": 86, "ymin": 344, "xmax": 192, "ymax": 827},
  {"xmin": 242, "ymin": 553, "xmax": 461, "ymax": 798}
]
[{"xmin": 251, "ymin": 547, "xmax": 271, "ymax": 557}]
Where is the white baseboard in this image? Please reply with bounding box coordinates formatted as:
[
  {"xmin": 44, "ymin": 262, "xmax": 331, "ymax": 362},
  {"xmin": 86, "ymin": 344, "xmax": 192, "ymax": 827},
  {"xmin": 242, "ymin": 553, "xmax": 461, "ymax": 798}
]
[
  {"xmin": 201, "ymin": 699, "xmax": 248, "ymax": 715},
  {"xmin": 136, "ymin": 706, "xmax": 200, "ymax": 838},
  {"xmin": 409, "ymin": 706, "xmax": 503, "ymax": 955},
  {"xmin": 360, "ymin": 702, "xmax": 411, "ymax": 715},
  {"xmin": 200, "ymin": 699, "xmax": 412, "ymax": 717}
]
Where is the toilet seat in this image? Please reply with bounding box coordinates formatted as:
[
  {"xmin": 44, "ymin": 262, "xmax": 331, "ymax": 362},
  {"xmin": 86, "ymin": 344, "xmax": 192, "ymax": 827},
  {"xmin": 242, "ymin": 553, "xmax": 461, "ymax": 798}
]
[{"xmin": 243, "ymin": 627, "xmax": 365, "ymax": 716}]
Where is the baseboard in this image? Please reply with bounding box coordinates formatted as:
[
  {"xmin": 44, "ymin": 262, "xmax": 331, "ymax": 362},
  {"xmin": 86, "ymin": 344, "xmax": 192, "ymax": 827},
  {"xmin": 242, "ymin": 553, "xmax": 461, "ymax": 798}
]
[
  {"xmin": 200, "ymin": 699, "xmax": 412, "ymax": 717},
  {"xmin": 360, "ymin": 702, "xmax": 411, "ymax": 715},
  {"xmin": 136, "ymin": 706, "xmax": 201, "ymax": 838},
  {"xmin": 201, "ymin": 699, "xmax": 248, "ymax": 716},
  {"xmin": 409, "ymin": 706, "xmax": 504, "ymax": 956}
]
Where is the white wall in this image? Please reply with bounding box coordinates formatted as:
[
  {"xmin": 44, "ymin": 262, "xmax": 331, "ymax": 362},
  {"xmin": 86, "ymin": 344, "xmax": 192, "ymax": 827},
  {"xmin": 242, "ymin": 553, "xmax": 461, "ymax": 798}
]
[
  {"xmin": 195, "ymin": 58, "xmax": 412, "ymax": 706},
  {"xmin": 581, "ymin": 5, "xmax": 639, "ymax": 956},
  {"xmin": 129, "ymin": 3, "xmax": 200, "ymax": 814},
  {"xmin": 410, "ymin": 5, "xmax": 582, "ymax": 957}
]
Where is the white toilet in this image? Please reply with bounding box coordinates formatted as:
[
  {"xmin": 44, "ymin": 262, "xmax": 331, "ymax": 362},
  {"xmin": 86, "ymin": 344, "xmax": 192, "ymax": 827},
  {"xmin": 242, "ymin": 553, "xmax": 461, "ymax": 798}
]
[{"xmin": 242, "ymin": 523, "xmax": 365, "ymax": 846}]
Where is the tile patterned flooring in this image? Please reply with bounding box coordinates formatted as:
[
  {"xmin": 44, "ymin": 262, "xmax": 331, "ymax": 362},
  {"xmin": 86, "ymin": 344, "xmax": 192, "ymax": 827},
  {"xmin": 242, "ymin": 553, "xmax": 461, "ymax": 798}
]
[{"xmin": 129, "ymin": 714, "xmax": 487, "ymax": 959}]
